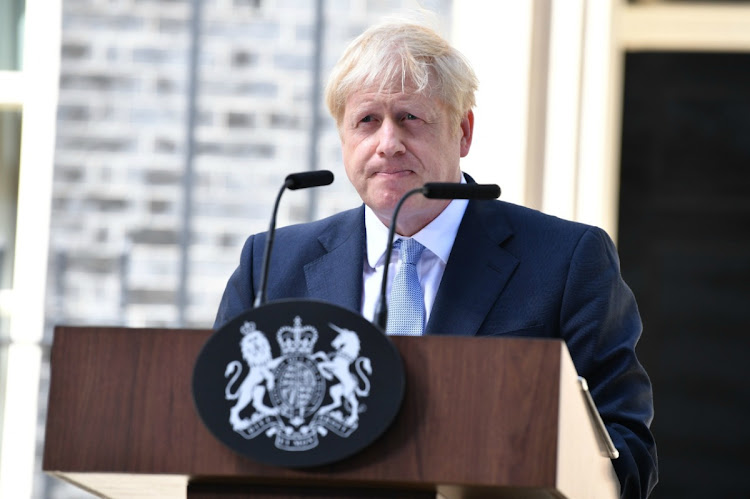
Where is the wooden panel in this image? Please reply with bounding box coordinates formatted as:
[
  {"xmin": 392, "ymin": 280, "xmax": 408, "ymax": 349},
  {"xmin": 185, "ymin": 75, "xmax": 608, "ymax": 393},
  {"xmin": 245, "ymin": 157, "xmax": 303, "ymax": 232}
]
[
  {"xmin": 43, "ymin": 327, "xmax": 208, "ymax": 473},
  {"xmin": 44, "ymin": 327, "xmax": 565, "ymax": 496}
]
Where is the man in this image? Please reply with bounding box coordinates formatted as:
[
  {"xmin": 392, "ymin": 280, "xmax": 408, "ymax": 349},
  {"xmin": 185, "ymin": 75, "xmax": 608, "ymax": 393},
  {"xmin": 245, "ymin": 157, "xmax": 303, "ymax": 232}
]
[{"xmin": 215, "ymin": 21, "xmax": 657, "ymax": 498}]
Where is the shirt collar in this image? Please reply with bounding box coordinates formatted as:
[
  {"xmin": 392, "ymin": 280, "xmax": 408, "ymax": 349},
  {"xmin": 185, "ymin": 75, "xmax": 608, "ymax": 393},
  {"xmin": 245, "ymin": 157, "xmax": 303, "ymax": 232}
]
[{"xmin": 365, "ymin": 174, "xmax": 469, "ymax": 268}]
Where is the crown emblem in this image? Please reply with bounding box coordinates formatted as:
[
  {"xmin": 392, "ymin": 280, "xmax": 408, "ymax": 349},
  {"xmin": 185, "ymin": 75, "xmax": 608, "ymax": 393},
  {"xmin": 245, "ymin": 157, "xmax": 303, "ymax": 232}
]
[
  {"xmin": 240, "ymin": 321, "xmax": 258, "ymax": 336},
  {"xmin": 277, "ymin": 316, "xmax": 318, "ymax": 355}
]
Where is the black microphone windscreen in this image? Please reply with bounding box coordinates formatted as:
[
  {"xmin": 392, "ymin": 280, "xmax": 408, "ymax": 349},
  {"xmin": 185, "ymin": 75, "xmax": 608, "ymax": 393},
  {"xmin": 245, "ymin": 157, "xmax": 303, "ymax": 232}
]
[
  {"xmin": 285, "ymin": 170, "xmax": 334, "ymax": 190},
  {"xmin": 422, "ymin": 182, "xmax": 501, "ymax": 200}
]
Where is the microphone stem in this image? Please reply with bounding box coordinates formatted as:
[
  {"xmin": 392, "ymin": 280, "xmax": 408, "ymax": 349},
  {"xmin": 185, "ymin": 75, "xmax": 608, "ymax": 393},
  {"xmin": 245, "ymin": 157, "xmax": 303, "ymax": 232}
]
[
  {"xmin": 373, "ymin": 187, "xmax": 424, "ymax": 330},
  {"xmin": 254, "ymin": 178, "xmax": 293, "ymax": 308}
]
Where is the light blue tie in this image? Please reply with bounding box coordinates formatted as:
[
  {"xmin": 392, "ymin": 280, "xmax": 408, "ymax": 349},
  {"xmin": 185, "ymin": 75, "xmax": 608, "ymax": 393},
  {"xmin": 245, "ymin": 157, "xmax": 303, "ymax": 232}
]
[{"xmin": 386, "ymin": 238, "xmax": 426, "ymax": 336}]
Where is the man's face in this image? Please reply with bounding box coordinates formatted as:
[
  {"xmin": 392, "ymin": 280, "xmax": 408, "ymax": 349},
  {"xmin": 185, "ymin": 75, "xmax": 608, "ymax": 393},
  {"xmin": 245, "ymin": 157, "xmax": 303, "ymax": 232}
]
[{"xmin": 339, "ymin": 85, "xmax": 473, "ymax": 234}]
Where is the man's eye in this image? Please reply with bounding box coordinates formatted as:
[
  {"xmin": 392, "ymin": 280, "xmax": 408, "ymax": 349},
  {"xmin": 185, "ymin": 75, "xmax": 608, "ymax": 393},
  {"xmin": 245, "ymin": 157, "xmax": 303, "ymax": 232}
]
[
  {"xmin": 405, "ymin": 113, "xmax": 418, "ymax": 120},
  {"xmin": 361, "ymin": 115, "xmax": 373, "ymax": 123}
]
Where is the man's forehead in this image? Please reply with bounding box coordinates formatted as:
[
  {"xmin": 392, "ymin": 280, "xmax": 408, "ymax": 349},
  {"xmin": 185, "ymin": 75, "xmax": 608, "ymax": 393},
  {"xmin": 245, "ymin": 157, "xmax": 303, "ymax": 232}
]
[{"xmin": 344, "ymin": 86, "xmax": 439, "ymax": 110}]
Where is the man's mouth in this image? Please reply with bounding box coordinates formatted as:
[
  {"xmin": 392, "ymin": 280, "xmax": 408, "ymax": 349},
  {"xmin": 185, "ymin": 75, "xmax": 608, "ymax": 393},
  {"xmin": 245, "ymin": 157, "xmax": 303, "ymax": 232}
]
[{"xmin": 371, "ymin": 169, "xmax": 413, "ymax": 177}]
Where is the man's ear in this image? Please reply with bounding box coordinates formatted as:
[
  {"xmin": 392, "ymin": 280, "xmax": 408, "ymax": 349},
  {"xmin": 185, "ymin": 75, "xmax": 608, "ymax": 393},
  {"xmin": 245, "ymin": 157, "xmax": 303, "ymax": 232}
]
[{"xmin": 459, "ymin": 110, "xmax": 474, "ymax": 157}]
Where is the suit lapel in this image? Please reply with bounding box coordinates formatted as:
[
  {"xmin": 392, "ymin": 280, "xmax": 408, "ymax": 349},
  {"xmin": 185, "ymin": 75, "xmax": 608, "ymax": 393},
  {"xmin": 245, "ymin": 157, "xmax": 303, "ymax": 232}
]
[
  {"xmin": 425, "ymin": 200, "xmax": 518, "ymax": 336},
  {"xmin": 298, "ymin": 200, "xmax": 518, "ymax": 334},
  {"xmin": 303, "ymin": 206, "xmax": 365, "ymax": 313}
]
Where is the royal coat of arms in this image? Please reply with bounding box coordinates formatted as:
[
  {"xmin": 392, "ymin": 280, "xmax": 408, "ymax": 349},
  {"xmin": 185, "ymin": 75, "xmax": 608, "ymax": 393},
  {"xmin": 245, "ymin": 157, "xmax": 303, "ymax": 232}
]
[{"xmin": 223, "ymin": 316, "xmax": 372, "ymax": 451}]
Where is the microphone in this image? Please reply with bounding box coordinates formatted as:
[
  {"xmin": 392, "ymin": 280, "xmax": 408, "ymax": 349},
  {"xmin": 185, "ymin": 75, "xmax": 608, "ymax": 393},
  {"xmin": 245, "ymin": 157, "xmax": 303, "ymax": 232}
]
[
  {"xmin": 373, "ymin": 181, "xmax": 501, "ymax": 331},
  {"xmin": 254, "ymin": 170, "xmax": 334, "ymax": 307},
  {"xmin": 285, "ymin": 170, "xmax": 334, "ymax": 190},
  {"xmin": 422, "ymin": 182, "xmax": 501, "ymax": 200}
]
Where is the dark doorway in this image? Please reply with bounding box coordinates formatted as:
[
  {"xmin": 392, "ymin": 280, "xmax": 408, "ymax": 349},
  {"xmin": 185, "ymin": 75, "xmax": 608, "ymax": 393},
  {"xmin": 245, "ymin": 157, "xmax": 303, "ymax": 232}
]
[{"xmin": 618, "ymin": 52, "xmax": 750, "ymax": 498}]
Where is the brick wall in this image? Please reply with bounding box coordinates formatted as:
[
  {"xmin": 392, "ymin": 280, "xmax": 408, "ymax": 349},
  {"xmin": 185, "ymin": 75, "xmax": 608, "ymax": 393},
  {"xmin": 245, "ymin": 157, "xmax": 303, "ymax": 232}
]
[{"xmin": 47, "ymin": 0, "xmax": 452, "ymax": 332}]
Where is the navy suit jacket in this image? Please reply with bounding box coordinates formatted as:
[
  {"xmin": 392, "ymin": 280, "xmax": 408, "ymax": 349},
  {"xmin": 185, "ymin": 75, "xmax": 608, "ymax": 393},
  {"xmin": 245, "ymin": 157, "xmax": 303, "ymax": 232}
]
[{"xmin": 215, "ymin": 199, "xmax": 658, "ymax": 498}]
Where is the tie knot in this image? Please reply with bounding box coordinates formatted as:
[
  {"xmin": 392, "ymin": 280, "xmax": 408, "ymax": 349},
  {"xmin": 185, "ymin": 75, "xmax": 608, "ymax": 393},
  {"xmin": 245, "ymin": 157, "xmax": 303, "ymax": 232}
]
[{"xmin": 397, "ymin": 238, "xmax": 425, "ymax": 265}]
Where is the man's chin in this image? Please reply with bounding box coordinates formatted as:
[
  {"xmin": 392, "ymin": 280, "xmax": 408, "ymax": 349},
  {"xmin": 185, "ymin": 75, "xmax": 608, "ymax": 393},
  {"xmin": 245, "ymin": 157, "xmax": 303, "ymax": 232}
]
[
  {"xmin": 368, "ymin": 192, "xmax": 433, "ymax": 218},
  {"xmin": 369, "ymin": 172, "xmax": 420, "ymax": 193},
  {"xmin": 368, "ymin": 174, "xmax": 422, "ymax": 199}
]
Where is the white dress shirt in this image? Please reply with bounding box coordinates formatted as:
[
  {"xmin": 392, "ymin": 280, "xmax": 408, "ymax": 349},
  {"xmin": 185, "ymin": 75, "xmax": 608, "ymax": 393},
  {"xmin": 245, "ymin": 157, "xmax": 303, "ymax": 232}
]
[{"xmin": 361, "ymin": 182, "xmax": 469, "ymax": 324}]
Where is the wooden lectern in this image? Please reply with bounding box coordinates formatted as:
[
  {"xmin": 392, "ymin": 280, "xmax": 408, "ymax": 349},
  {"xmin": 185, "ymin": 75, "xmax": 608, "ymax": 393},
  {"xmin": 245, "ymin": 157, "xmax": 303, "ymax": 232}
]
[{"xmin": 43, "ymin": 326, "xmax": 619, "ymax": 498}]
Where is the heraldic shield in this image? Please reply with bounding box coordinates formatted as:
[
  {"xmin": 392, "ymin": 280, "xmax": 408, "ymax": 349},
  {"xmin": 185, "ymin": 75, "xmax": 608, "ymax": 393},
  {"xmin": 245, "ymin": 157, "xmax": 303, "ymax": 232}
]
[{"xmin": 192, "ymin": 299, "xmax": 406, "ymax": 468}]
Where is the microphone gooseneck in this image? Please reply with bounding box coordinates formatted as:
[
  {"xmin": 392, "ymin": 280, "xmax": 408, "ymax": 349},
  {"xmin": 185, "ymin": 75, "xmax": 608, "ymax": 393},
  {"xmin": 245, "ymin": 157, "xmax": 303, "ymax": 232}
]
[
  {"xmin": 373, "ymin": 187, "xmax": 423, "ymax": 330},
  {"xmin": 254, "ymin": 170, "xmax": 334, "ymax": 308},
  {"xmin": 373, "ymin": 181, "xmax": 501, "ymax": 331}
]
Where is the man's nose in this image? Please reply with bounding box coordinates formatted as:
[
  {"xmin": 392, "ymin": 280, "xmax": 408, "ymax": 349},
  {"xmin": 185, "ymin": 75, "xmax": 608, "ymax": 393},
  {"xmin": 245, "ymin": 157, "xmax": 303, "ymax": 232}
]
[{"xmin": 376, "ymin": 119, "xmax": 406, "ymax": 157}]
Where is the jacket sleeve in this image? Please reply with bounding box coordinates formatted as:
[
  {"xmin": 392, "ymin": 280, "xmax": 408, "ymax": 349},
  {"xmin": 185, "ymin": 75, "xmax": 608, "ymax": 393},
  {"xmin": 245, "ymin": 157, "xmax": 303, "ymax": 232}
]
[
  {"xmin": 560, "ymin": 226, "xmax": 658, "ymax": 499},
  {"xmin": 214, "ymin": 234, "xmax": 259, "ymax": 329}
]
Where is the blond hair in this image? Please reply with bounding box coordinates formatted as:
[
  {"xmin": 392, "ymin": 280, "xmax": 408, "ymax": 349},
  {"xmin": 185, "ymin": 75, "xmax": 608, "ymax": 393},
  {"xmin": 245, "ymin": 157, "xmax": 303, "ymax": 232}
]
[{"xmin": 324, "ymin": 21, "xmax": 478, "ymax": 129}]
